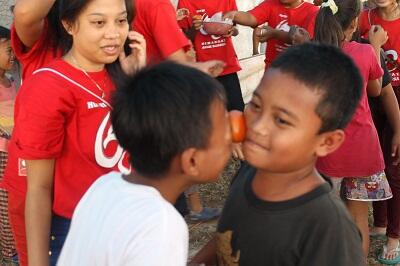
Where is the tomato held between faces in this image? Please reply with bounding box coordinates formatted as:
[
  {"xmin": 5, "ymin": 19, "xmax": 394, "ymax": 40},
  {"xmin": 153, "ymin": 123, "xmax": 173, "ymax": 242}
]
[{"xmin": 229, "ymin": 110, "xmax": 246, "ymax": 143}]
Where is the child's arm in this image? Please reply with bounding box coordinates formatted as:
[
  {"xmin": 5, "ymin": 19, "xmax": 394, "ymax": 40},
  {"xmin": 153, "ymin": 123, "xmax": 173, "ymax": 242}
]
[
  {"xmin": 367, "ymin": 25, "xmax": 388, "ymax": 96},
  {"xmin": 253, "ymin": 28, "xmax": 261, "ymax": 55},
  {"xmin": 189, "ymin": 236, "xmax": 218, "ymax": 266},
  {"xmin": 25, "ymin": 159, "xmax": 55, "ymax": 266},
  {"xmin": 380, "ymin": 84, "xmax": 400, "ymax": 165},
  {"xmin": 13, "ymin": 0, "xmax": 56, "ymax": 49},
  {"xmin": 223, "ymin": 11, "xmax": 258, "ymax": 28},
  {"xmin": 255, "ymin": 26, "xmax": 311, "ymax": 45},
  {"xmin": 181, "ymin": 15, "xmax": 202, "ymax": 43}
]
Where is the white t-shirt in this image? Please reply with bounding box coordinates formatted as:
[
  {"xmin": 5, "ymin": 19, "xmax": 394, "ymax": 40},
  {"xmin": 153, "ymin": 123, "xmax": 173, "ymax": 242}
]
[{"xmin": 57, "ymin": 171, "xmax": 188, "ymax": 266}]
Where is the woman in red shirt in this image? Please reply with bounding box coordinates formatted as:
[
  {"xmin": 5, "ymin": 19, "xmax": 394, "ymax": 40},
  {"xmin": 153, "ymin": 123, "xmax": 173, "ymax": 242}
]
[{"xmin": 4, "ymin": 0, "xmax": 145, "ymax": 265}]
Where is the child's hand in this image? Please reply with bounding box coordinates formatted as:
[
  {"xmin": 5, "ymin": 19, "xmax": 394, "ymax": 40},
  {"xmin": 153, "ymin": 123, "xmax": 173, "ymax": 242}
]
[
  {"xmin": 369, "ymin": 25, "xmax": 388, "ymax": 48},
  {"xmin": 176, "ymin": 8, "xmax": 189, "ymax": 21},
  {"xmin": 289, "ymin": 26, "xmax": 311, "ymax": 45},
  {"xmin": 232, "ymin": 143, "xmax": 245, "ymax": 160},
  {"xmin": 119, "ymin": 31, "xmax": 147, "ymax": 75},
  {"xmin": 196, "ymin": 60, "xmax": 226, "ymax": 77},
  {"xmin": 222, "ymin": 26, "xmax": 238, "ymax": 38},
  {"xmin": 391, "ymin": 132, "xmax": 400, "ymax": 165},
  {"xmin": 256, "ymin": 26, "xmax": 276, "ymax": 42},
  {"xmin": 222, "ymin": 11, "xmax": 237, "ymax": 21},
  {"xmin": 192, "ymin": 15, "xmax": 204, "ymax": 31}
]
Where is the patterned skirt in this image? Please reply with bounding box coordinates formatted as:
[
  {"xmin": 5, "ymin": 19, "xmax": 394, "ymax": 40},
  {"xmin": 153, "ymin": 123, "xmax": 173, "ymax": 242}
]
[{"xmin": 0, "ymin": 150, "xmax": 17, "ymax": 259}]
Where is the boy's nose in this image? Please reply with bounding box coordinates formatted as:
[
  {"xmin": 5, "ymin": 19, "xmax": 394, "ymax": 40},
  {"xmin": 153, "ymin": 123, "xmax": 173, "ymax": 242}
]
[{"xmin": 251, "ymin": 117, "xmax": 270, "ymax": 137}]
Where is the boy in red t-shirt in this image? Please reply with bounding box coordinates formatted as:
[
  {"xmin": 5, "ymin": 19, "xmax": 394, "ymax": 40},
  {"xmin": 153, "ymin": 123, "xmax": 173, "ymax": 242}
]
[{"xmin": 223, "ymin": 0, "xmax": 319, "ymax": 69}]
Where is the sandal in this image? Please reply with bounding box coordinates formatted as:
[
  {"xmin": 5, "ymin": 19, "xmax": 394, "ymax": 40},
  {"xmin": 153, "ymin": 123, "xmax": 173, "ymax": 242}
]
[
  {"xmin": 377, "ymin": 244, "xmax": 400, "ymax": 265},
  {"xmin": 186, "ymin": 207, "xmax": 221, "ymax": 222}
]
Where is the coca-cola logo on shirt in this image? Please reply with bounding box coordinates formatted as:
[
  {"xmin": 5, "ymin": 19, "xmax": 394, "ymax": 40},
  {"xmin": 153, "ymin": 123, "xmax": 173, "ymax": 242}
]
[
  {"xmin": 95, "ymin": 112, "xmax": 131, "ymax": 174},
  {"xmin": 384, "ymin": 49, "xmax": 400, "ymax": 86}
]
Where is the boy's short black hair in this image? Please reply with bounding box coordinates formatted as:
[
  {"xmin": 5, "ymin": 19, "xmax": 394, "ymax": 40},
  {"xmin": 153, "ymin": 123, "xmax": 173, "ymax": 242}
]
[
  {"xmin": 270, "ymin": 42, "xmax": 362, "ymax": 133},
  {"xmin": 111, "ymin": 61, "xmax": 226, "ymax": 177},
  {"xmin": 0, "ymin": 26, "xmax": 11, "ymax": 40}
]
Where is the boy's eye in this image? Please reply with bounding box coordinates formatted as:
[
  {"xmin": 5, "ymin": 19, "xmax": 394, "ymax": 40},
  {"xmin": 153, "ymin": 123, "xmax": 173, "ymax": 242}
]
[
  {"xmin": 274, "ymin": 116, "xmax": 291, "ymax": 126},
  {"xmin": 248, "ymin": 101, "xmax": 261, "ymax": 111}
]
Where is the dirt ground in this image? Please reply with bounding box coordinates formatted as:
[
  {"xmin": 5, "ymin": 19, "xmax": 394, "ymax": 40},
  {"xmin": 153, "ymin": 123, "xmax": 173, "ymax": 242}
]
[{"xmin": 188, "ymin": 159, "xmax": 389, "ymax": 266}]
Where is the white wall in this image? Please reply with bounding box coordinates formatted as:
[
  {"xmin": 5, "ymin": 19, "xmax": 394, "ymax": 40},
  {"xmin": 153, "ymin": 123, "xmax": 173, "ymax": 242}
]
[{"xmin": 0, "ymin": 0, "xmax": 15, "ymax": 28}]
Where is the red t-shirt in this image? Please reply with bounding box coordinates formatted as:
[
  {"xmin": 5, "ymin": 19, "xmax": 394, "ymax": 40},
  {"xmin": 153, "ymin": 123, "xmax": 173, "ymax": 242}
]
[
  {"xmin": 249, "ymin": 0, "xmax": 318, "ymax": 68},
  {"xmin": 3, "ymin": 59, "xmax": 130, "ymax": 218},
  {"xmin": 317, "ymin": 41, "xmax": 384, "ymax": 177},
  {"xmin": 132, "ymin": 0, "xmax": 190, "ymax": 64},
  {"xmin": 359, "ymin": 9, "xmax": 400, "ymax": 87},
  {"xmin": 11, "ymin": 21, "xmax": 62, "ymax": 81},
  {"xmin": 177, "ymin": 0, "xmax": 241, "ymax": 76}
]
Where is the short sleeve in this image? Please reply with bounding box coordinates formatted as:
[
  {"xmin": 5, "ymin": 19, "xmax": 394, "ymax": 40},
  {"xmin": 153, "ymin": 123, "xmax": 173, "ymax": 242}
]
[
  {"xmin": 11, "ymin": 20, "xmax": 61, "ymax": 80},
  {"xmin": 11, "ymin": 20, "xmax": 49, "ymax": 67},
  {"xmin": 249, "ymin": 0, "xmax": 273, "ymax": 25},
  {"xmin": 367, "ymin": 45, "xmax": 384, "ymax": 81},
  {"xmin": 149, "ymin": 2, "xmax": 190, "ymax": 58},
  {"xmin": 14, "ymin": 73, "xmax": 75, "ymax": 159}
]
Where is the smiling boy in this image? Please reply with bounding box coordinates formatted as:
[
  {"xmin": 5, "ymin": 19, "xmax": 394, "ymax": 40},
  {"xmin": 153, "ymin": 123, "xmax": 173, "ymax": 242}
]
[{"xmin": 191, "ymin": 43, "xmax": 365, "ymax": 266}]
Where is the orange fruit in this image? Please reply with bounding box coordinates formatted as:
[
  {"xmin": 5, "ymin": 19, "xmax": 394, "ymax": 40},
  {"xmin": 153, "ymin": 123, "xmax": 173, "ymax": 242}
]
[{"xmin": 229, "ymin": 110, "xmax": 246, "ymax": 143}]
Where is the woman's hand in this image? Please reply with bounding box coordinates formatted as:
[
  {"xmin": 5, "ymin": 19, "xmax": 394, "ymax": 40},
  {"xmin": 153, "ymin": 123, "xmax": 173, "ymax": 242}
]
[
  {"xmin": 369, "ymin": 25, "xmax": 388, "ymax": 49},
  {"xmin": 119, "ymin": 31, "xmax": 147, "ymax": 75}
]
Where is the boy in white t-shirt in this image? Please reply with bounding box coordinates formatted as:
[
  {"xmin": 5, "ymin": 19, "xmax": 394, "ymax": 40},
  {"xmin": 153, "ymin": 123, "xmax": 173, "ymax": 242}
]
[{"xmin": 57, "ymin": 62, "xmax": 232, "ymax": 266}]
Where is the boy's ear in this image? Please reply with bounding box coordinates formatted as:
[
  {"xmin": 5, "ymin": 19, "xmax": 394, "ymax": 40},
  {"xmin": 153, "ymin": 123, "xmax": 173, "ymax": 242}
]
[
  {"xmin": 315, "ymin": 129, "xmax": 345, "ymax": 157},
  {"xmin": 180, "ymin": 148, "xmax": 200, "ymax": 177}
]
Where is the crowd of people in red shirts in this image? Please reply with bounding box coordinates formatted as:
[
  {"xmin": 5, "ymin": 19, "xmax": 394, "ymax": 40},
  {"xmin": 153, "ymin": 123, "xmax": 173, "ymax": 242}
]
[{"xmin": 0, "ymin": 0, "xmax": 400, "ymax": 265}]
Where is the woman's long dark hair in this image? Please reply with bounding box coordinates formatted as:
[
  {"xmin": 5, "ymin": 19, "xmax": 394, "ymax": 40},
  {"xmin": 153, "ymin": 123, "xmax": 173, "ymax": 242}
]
[
  {"xmin": 314, "ymin": 0, "xmax": 361, "ymax": 47},
  {"xmin": 58, "ymin": 0, "xmax": 135, "ymax": 86}
]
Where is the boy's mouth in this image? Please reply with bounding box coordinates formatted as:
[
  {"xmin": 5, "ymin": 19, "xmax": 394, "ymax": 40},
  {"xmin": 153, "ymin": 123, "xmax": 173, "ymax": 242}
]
[{"xmin": 244, "ymin": 137, "xmax": 270, "ymax": 152}]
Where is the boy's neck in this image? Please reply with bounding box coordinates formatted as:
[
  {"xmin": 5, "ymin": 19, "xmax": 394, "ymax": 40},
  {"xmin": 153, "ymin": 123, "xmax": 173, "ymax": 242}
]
[
  {"xmin": 251, "ymin": 165, "xmax": 325, "ymax": 202},
  {"xmin": 123, "ymin": 172, "xmax": 190, "ymax": 204},
  {"xmin": 378, "ymin": 3, "xmax": 400, "ymax": 20}
]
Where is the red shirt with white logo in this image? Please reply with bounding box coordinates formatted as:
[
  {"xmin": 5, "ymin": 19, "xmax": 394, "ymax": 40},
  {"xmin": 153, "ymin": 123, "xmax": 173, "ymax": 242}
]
[
  {"xmin": 317, "ymin": 41, "xmax": 384, "ymax": 177},
  {"xmin": 177, "ymin": 0, "xmax": 241, "ymax": 76},
  {"xmin": 11, "ymin": 21, "xmax": 62, "ymax": 80},
  {"xmin": 359, "ymin": 9, "xmax": 400, "ymax": 87},
  {"xmin": 132, "ymin": 0, "xmax": 190, "ymax": 64},
  {"xmin": 249, "ymin": 0, "xmax": 319, "ymax": 68},
  {"xmin": 3, "ymin": 59, "xmax": 130, "ymax": 219}
]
